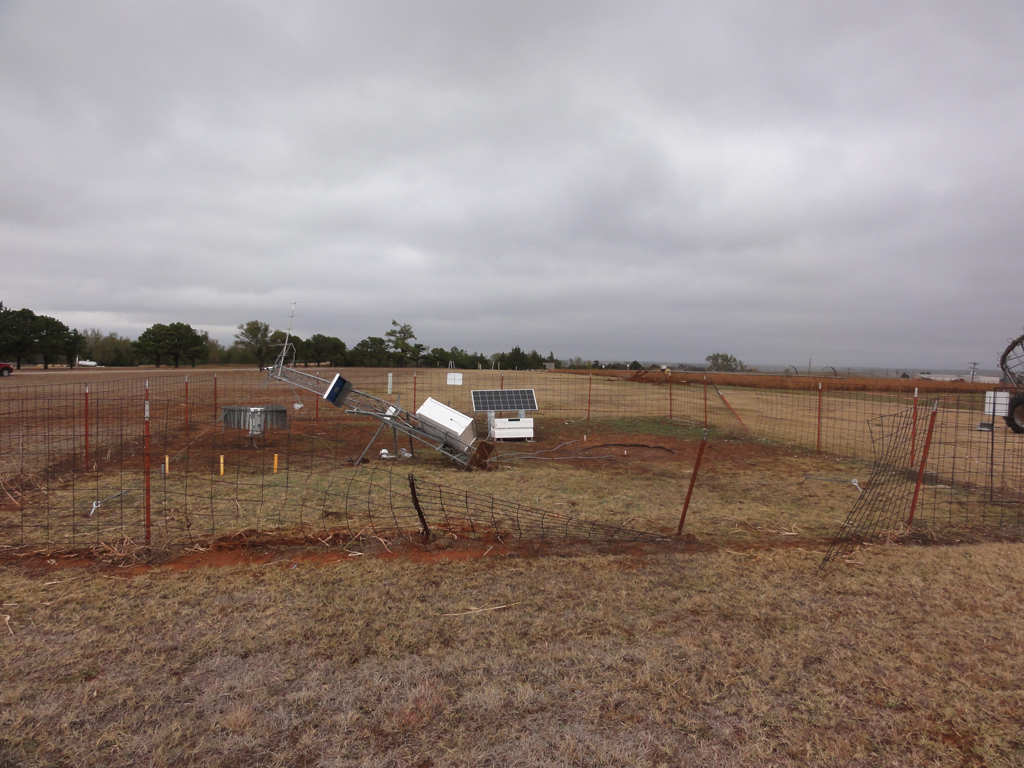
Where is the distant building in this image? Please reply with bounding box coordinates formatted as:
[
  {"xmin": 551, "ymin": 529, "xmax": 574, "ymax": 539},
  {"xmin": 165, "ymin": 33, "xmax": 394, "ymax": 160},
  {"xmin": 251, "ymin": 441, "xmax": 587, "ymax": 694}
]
[{"xmin": 913, "ymin": 374, "xmax": 1000, "ymax": 384}]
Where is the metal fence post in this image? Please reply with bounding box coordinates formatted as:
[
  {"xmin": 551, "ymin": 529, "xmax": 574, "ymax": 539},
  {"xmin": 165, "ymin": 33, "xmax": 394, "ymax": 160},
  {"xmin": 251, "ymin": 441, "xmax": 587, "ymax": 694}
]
[
  {"xmin": 906, "ymin": 401, "xmax": 938, "ymax": 529},
  {"xmin": 184, "ymin": 375, "xmax": 190, "ymax": 445},
  {"xmin": 703, "ymin": 375, "xmax": 708, "ymax": 427},
  {"xmin": 144, "ymin": 380, "xmax": 152, "ymax": 545},
  {"xmin": 677, "ymin": 432, "xmax": 708, "ymax": 535},
  {"xmin": 84, "ymin": 384, "xmax": 90, "ymax": 471},
  {"xmin": 587, "ymin": 374, "xmax": 593, "ymax": 421},
  {"xmin": 910, "ymin": 387, "xmax": 919, "ymax": 465},
  {"xmin": 816, "ymin": 382, "xmax": 823, "ymax": 455}
]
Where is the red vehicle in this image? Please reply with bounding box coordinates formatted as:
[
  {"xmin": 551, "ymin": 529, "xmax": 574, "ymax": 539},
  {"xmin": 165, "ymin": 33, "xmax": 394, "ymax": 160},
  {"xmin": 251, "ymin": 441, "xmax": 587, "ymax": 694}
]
[{"xmin": 0, "ymin": 362, "xmax": 13, "ymax": 376}]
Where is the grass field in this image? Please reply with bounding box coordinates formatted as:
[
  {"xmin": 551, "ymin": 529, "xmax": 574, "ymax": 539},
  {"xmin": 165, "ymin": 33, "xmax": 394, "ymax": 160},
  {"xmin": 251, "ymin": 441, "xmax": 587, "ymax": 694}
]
[
  {"xmin": 2, "ymin": 369, "xmax": 1023, "ymax": 766},
  {"xmin": 3, "ymin": 543, "xmax": 1024, "ymax": 767},
  {"xmin": 2, "ymin": 415, "xmax": 867, "ymax": 556}
]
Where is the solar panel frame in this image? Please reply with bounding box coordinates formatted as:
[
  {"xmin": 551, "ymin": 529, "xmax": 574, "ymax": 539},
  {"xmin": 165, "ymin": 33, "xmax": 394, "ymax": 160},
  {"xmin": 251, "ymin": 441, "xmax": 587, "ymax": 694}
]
[{"xmin": 471, "ymin": 389, "xmax": 538, "ymax": 413}]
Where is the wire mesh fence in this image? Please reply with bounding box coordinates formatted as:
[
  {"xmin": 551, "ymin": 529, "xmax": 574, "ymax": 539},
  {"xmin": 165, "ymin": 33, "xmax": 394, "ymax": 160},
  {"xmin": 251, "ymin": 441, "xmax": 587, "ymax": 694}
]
[
  {"xmin": 1, "ymin": 367, "xmax": 1021, "ymax": 555},
  {"xmin": 819, "ymin": 397, "xmax": 1024, "ymax": 569},
  {"xmin": 408, "ymin": 473, "xmax": 670, "ymax": 544}
]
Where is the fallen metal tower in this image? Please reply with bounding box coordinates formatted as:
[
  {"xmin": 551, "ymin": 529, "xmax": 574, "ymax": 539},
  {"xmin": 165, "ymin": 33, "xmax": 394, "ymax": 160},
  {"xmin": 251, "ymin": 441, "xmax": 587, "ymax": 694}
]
[{"xmin": 266, "ymin": 343, "xmax": 493, "ymax": 468}]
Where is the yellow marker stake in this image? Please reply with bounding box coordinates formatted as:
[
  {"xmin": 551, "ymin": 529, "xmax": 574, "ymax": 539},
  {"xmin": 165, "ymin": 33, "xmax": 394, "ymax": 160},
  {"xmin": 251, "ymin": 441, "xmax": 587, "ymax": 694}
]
[
  {"xmin": 219, "ymin": 455, "xmax": 224, "ymax": 476},
  {"xmin": 274, "ymin": 454, "xmax": 278, "ymax": 474},
  {"xmin": 165, "ymin": 455, "xmax": 169, "ymax": 475}
]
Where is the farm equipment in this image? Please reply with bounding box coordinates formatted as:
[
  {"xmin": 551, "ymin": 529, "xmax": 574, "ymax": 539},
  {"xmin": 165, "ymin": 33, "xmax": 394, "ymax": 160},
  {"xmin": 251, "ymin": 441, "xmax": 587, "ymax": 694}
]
[
  {"xmin": 266, "ymin": 335, "xmax": 493, "ymax": 468},
  {"xmin": 999, "ymin": 331, "xmax": 1024, "ymax": 433}
]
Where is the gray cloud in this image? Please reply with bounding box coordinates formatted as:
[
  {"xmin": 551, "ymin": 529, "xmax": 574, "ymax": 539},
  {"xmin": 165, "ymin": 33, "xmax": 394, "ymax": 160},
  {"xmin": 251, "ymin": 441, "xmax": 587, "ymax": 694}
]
[{"xmin": 2, "ymin": 1, "xmax": 1023, "ymax": 369}]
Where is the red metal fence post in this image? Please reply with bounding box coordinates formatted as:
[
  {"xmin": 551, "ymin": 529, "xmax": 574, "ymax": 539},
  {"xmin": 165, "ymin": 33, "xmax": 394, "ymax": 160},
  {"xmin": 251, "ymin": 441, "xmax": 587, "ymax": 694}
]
[
  {"xmin": 144, "ymin": 380, "xmax": 152, "ymax": 545},
  {"xmin": 906, "ymin": 401, "xmax": 938, "ymax": 529},
  {"xmin": 213, "ymin": 373, "xmax": 218, "ymax": 421},
  {"xmin": 715, "ymin": 385, "xmax": 748, "ymax": 431},
  {"xmin": 669, "ymin": 376, "xmax": 673, "ymax": 419},
  {"xmin": 677, "ymin": 432, "xmax": 708, "ymax": 535},
  {"xmin": 413, "ymin": 370, "xmax": 417, "ymax": 408}
]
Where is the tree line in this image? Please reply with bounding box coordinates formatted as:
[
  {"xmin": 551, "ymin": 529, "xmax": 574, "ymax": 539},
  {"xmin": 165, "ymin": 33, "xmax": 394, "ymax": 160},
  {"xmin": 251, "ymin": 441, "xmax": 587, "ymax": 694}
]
[
  {"xmin": 243, "ymin": 320, "xmax": 560, "ymax": 371},
  {"xmin": 1, "ymin": 302, "xmax": 745, "ymax": 371},
  {"xmin": 0, "ymin": 303, "xmax": 87, "ymax": 369},
  {"xmin": 0, "ymin": 306, "xmax": 560, "ymax": 370}
]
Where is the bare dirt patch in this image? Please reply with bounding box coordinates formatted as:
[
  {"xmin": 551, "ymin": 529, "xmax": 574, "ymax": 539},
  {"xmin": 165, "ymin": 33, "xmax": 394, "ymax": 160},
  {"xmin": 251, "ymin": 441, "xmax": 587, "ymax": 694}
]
[{"xmin": 2, "ymin": 416, "xmax": 866, "ymax": 573}]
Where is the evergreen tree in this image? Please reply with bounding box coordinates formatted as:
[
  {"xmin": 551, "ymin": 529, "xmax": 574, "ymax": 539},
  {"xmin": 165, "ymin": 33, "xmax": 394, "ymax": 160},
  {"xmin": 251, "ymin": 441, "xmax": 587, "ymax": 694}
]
[
  {"xmin": 32, "ymin": 314, "xmax": 72, "ymax": 369},
  {"xmin": 0, "ymin": 306, "xmax": 38, "ymax": 368},
  {"xmin": 385, "ymin": 321, "xmax": 425, "ymax": 366},
  {"xmin": 234, "ymin": 320, "xmax": 274, "ymax": 370}
]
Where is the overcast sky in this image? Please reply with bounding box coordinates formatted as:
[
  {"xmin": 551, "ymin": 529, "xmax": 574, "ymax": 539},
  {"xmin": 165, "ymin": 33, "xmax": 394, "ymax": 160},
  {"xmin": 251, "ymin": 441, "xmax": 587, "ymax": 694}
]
[{"xmin": 2, "ymin": 1, "xmax": 1022, "ymax": 369}]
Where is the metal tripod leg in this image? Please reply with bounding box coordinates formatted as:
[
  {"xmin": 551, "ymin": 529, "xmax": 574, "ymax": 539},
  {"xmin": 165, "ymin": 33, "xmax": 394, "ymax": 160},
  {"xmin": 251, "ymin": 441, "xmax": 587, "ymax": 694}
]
[
  {"xmin": 356, "ymin": 419, "xmax": 391, "ymax": 465},
  {"xmin": 356, "ymin": 394, "xmax": 402, "ymax": 465}
]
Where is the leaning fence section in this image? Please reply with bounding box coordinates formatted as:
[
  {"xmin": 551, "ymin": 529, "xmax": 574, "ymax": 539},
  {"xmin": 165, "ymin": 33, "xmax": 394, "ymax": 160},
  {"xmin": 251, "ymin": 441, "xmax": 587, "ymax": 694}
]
[
  {"xmin": 408, "ymin": 474, "xmax": 669, "ymax": 544},
  {"xmin": 819, "ymin": 407, "xmax": 929, "ymax": 567},
  {"xmin": 1, "ymin": 368, "xmax": 1021, "ymax": 554},
  {"xmin": 820, "ymin": 400, "xmax": 1024, "ymax": 569}
]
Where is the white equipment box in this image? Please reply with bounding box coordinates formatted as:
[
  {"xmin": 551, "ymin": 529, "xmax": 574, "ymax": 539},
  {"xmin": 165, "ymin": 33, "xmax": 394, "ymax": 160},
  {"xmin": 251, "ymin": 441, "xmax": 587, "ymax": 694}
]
[
  {"xmin": 415, "ymin": 397, "xmax": 476, "ymax": 446},
  {"xmin": 490, "ymin": 416, "xmax": 534, "ymax": 441},
  {"xmin": 978, "ymin": 391, "xmax": 1011, "ymax": 431},
  {"xmin": 985, "ymin": 391, "xmax": 1010, "ymax": 417}
]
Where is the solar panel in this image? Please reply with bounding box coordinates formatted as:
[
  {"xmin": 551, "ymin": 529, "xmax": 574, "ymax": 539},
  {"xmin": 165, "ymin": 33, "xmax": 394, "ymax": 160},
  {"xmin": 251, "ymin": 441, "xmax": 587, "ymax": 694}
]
[{"xmin": 471, "ymin": 389, "xmax": 538, "ymax": 413}]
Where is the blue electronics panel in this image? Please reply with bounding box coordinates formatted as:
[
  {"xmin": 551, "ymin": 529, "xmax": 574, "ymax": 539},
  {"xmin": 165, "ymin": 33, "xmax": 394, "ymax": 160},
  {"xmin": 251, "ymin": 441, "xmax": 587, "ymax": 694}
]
[{"xmin": 323, "ymin": 374, "xmax": 354, "ymax": 407}]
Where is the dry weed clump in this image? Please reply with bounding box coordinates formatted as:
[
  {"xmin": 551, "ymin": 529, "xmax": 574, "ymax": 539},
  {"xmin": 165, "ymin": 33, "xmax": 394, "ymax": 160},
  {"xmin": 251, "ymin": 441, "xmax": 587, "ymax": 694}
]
[
  {"xmin": 0, "ymin": 457, "xmax": 45, "ymax": 508},
  {"xmin": 3, "ymin": 544, "xmax": 1024, "ymax": 766}
]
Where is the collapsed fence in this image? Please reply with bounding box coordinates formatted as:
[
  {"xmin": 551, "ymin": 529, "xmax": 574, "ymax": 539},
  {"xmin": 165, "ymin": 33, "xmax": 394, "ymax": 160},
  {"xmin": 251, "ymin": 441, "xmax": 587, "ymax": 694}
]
[
  {"xmin": 820, "ymin": 397, "xmax": 1024, "ymax": 568},
  {"xmin": 1, "ymin": 367, "xmax": 1021, "ymax": 555}
]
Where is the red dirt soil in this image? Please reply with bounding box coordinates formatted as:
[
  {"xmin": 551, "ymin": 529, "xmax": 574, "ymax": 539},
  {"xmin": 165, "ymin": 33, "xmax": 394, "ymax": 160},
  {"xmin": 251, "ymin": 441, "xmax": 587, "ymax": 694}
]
[
  {"xmin": 7, "ymin": 534, "xmax": 821, "ymax": 577},
  {"xmin": 1, "ymin": 420, "xmax": 833, "ymax": 574}
]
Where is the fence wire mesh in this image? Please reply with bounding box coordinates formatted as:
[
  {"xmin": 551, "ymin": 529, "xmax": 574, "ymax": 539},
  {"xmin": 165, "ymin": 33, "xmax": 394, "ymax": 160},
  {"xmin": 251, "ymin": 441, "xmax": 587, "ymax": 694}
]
[
  {"xmin": 408, "ymin": 473, "xmax": 669, "ymax": 544},
  {"xmin": 1, "ymin": 368, "xmax": 1021, "ymax": 556},
  {"xmin": 820, "ymin": 399, "xmax": 1024, "ymax": 569}
]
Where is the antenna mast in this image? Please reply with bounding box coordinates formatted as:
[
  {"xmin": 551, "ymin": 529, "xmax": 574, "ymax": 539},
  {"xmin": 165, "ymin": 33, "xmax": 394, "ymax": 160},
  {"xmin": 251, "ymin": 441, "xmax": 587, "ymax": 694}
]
[
  {"xmin": 273, "ymin": 302, "xmax": 298, "ymax": 370},
  {"xmin": 266, "ymin": 304, "xmax": 493, "ymax": 467}
]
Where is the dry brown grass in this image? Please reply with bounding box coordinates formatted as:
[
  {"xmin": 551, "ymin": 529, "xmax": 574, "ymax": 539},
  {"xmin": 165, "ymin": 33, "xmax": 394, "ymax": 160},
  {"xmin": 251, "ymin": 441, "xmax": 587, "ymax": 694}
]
[
  {"xmin": 567, "ymin": 368, "xmax": 999, "ymax": 394},
  {"xmin": 3, "ymin": 374, "xmax": 1023, "ymax": 766},
  {"xmin": 4, "ymin": 414, "xmax": 870, "ymax": 555},
  {"xmin": 3, "ymin": 543, "xmax": 1024, "ymax": 766}
]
